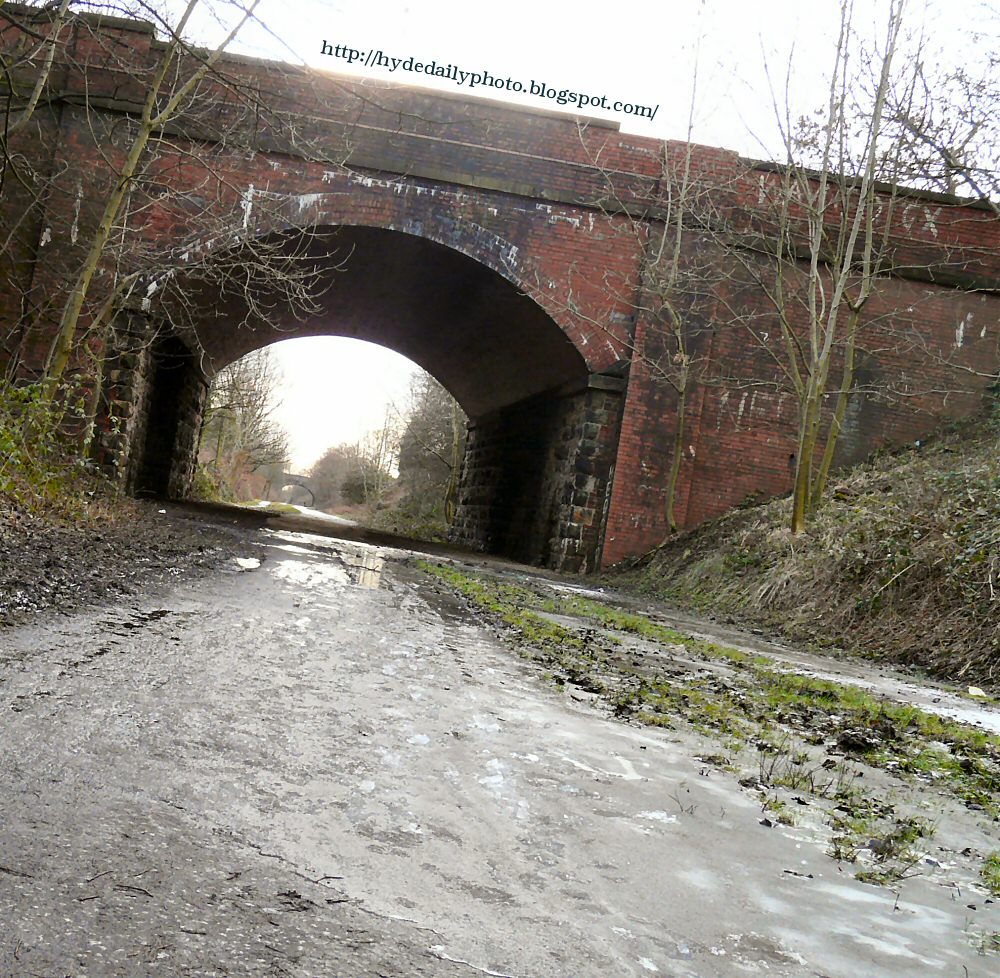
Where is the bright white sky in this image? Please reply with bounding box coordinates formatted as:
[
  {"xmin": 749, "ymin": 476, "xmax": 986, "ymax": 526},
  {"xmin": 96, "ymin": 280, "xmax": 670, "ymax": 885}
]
[{"xmin": 182, "ymin": 0, "xmax": 972, "ymax": 471}]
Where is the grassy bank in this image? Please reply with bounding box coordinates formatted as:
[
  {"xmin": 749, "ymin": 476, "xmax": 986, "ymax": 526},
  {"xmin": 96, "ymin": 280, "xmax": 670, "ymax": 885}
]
[
  {"xmin": 0, "ymin": 382, "xmax": 240, "ymax": 626},
  {"xmin": 612, "ymin": 405, "xmax": 1000, "ymax": 687},
  {"xmin": 0, "ymin": 380, "xmax": 113, "ymax": 525}
]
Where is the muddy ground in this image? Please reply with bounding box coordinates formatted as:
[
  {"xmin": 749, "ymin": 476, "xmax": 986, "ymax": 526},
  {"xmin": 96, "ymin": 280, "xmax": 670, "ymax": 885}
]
[
  {"xmin": 2, "ymin": 507, "xmax": 1000, "ymax": 976},
  {"xmin": 0, "ymin": 500, "xmax": 244, "ymax": 626}
]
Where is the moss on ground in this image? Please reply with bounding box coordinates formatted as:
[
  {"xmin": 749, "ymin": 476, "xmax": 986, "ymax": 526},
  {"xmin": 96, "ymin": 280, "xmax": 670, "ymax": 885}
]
[
  {"xmin": 419, "ymin": 559, "xmax": 1000, "ymax": 885},
  {"xmin": 983, "ymin": 851, "xmax": 1000, "ymax": 897}
]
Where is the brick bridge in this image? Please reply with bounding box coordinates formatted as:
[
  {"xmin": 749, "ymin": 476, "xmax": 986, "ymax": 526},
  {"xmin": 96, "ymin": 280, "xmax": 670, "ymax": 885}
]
[
  {"xmin": 276, "ymin": 473, "xmax": 316, "ymax": 507},
  {"xmin": 2, "ymin": 9, "xmax": 999, "ymax": 570}
]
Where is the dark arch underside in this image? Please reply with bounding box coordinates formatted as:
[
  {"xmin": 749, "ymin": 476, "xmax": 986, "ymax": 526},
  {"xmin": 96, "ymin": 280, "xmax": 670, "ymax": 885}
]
[
  {"xmin": 118, "ymin": 223, "xmax": 622, "ymax": 572},
  {"xmin": 187, "ymin": 226, "xmax": 590, "ymax": 417}
]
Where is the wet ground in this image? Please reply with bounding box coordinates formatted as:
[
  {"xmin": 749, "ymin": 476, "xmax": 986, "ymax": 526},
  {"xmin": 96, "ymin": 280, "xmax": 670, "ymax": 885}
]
[
  {"xmin": 0, "ymin": 500, "xmax": 240, "ymax": 626},
  {"xmin": 2, "ymin": 522, "xmax": 999, "ymax": 976}
]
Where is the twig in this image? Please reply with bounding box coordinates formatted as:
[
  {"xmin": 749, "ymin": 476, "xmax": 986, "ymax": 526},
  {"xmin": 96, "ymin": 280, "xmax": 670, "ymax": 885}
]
[
  {"xmin": 0, "ymin": 864, "xmax": 33, "ymax": 878},
  {"xmin": 114, "ymin": 883, "xmax": 154, "ymax": 898}
]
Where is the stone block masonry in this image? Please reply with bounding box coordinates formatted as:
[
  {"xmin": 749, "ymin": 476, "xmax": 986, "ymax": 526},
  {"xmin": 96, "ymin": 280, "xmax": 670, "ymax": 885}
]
[{"xmin": 451, "ymin": 376, "xmax": 625, "ymax": 572}]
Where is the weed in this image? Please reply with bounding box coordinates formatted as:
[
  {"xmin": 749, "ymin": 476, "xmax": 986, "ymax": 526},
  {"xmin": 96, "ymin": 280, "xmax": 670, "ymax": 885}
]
[
  {"xmin": 761, "ymin": 794, "xmax": 795, "ymax": 826},
  {"xmin": 831, "ymin": 811, "xmax": 934, "ymax": 885},
  {"xmin": 967, "ymin": 927, "xmax": 1000, "ymax": 956},
  {"xmin": 667, "ymin": 784, "xmax": 698, "ymax": 816},
  {"xmin": 612, "ymin": 409, "xmax": 1000, "ymax": 687},
  {"xmin": 418, "ymin": 559, "xmax": 994, "ymax": 884},
  {"xmin": 982, "ymin": 852, "xmax": 1000, "ymax": 897},
  {"xmin": 860, "ymin": 816, "xmax": 934, "ymax": 884},
  {"xmin": 0, "ymin": 379, "xmax": 108, "ymax": 519}
]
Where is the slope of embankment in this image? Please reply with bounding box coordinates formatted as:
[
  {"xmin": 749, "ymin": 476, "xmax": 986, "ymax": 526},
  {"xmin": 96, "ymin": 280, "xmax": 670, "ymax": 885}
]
[{"xmin": 612, "ymin": 404, "xmax": 1000, "ymax": 688}]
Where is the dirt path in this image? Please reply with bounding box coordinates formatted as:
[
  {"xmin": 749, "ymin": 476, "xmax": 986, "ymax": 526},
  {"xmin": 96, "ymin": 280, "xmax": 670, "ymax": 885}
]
[{"xmin": 1, "ymin": 525, "xmax": 998, "ymax": 976}]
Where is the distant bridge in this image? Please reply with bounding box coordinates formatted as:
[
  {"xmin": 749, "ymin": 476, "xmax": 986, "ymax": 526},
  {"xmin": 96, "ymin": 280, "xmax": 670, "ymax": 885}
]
[{"xmin": 275, "ymin": 473, "xmax": 316, "ymax": 507}]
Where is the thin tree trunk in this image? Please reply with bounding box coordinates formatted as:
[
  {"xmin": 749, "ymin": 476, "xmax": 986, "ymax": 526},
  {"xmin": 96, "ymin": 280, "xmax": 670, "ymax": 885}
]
[
  {"xmin": 791, "ymin": 378, "xmax": 823, "ymax": 533},
  {"xmin": 42, "ymin": 0, "xmax": 259, "ymax": 399},
  {"xmin": 0, "ymin": 0, "xmax": 72, "ymax": 147},
  {"xmin": 811, "ymin": 308, "xmax": 860, "ymax": 509},
  {"xmin": 665, "ymin": 381, "xmax": 687, "ymax": 534}
]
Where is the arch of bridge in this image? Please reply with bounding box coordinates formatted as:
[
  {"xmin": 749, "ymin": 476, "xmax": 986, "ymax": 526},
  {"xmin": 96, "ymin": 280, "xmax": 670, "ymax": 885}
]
[{"xmin": 181, "ymin": 189, "xmax": 606, "ymax": 417}]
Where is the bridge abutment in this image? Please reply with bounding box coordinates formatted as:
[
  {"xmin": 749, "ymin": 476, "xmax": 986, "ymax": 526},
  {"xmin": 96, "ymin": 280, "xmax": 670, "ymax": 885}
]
[
  {"xmin": 92, "ymin": 317, "xmax": 630, "ymax": 573},
  {"xmin": 451, "ymin": 374, "xmax": 625, "ymax": 572},
  {"xmin": 91, "ymin": 316, "xmax": 208, "ymax": 499}
]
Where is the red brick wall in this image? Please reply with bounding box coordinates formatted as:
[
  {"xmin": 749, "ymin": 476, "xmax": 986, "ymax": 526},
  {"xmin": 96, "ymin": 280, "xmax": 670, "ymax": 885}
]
[
  {"xmin": 2, "ymin": 6, "xmax": 999, "ymax": 570},
  {"xmin": 600, "ymin": 244, "xmax": 1000, "ymax": 565}
]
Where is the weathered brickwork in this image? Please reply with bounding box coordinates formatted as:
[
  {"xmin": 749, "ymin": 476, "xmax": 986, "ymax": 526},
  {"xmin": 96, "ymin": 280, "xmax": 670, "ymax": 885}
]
[
  {"xmin": 2, "ymin": 7, "xmax": 999, "ymax": 571},
  {"xmin": 598, "ymin": 233, "xmax": 1000, "ymax": 565}
]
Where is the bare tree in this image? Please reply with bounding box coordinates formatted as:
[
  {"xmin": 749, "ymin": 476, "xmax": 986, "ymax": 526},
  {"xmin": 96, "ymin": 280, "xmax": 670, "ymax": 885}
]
[
  {"xmin": 562, "ymin": 140, "xmax": 734, "ymax": 533},
  {"xmin": 882, "ymin": 7, "xmax": 999, "ymax": 207},
  {"xmin": 309, "ymin": 443, "xmax": 355, "ymax": 510},
  {"xmin": 393, "ymin": 372, "xmax": 467, "ymax": 524},
  {"xmin": 354, "ymin": 408, "xmax": 400, "ymax": 507},
  {"xmin": 41, "ymin": 0, "xmax": 262, "ymax": 395},
  {"xmin": 200, "ymin": 346, "xmax": 289, "ymax": 493},
  {"xmin": 724, "ymin": 0, "xmax": 909, "ymax": 533},
  {"xmin": 0, "ymin": 0, "xmax": 73, "ymax": 164},
  {"xmin": 630, "ymin": 147, "xmax": 722, "ymax": 534},
  {"xmin": 0, "ymin": 1, "xmax": 340, "ymax": 413}
]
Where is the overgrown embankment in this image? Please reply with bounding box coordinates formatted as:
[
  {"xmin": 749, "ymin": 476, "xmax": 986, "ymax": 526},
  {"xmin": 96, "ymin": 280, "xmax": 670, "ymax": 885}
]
[{"xmin": 613, "ymin": 407, "xmax": 1000, "ymax": 687}]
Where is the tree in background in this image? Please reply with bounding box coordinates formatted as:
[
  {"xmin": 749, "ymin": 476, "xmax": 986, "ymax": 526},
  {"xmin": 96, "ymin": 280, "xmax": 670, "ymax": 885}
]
[
  {"xmin": 309, "ymin": 411, "xmax": 400, "ymax": 510},
  {"xmin": 346, "ymin": 409, "xmax": 401, "ymax": 507},
  {"xmin": 309, "ymin": 443, "xmax": 356, "ymax": 511},
  {"xmin": 27, "ymin": 0, "xmax": 261, "ymax": 397},
  {"xmin": 306, "ymin": 373, "xmax": 466, "ymax": 539},
  {"xmin": 557, "ymin": 0, "xmax": 996, "ymax": 544},
  {"xmin": 0, "ymin": 0, "xmax": 73, "ymax": 192},
  {"xmin": 394, "ymin": 373, "xmax": 467, "ymax": 525},
  {"xmin": 199, "ymin": 347, "xmax": 289, "ymax": 498},
  {"xmin": 561, "ymin": 24, "xmax": 739, "ymax": 537},
  {"xmin": 882, "ymin": 9, "xmax": 999, "ymax": 207}
]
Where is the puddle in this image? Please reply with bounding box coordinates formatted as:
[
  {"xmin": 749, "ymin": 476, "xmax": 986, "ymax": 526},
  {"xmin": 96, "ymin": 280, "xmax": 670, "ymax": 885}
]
[
  {"xmin": 546, "ymin": 582, "xmax": 609, "ymax": 600},
  {"xmin": 766, "ymin": 665, "xmax": 1000, "ymax": 736},
  {"xmin": 272, "ymin": 558, "xmax": 350, "ymax": 588},
  {"xmin": 267, "ymin": 545, "xmax": 388, "ymax": 592},
  {"xmin": 267, "ymin": 543, "xmax": 318, "ymax": 556},
  {"xmin": 499, "ymin": 566, "xmax": 1000, "ymax": 738},
  {"xmin": 636, "ymin": 811, "xmax": 678, "ymax": 824},
  {"xmin": 284, "ymin": 505, "xmax": 356, "ymax": 525},
  {"xmin": 260, "ymin": 533, "xmax": 393, "ymax": 591},
  {"xmin": 344, "ymin": 551, "xmax": 385, "ymax": 589},
  {"xmin": 49, "ymin": 608, "xmax": 181, "ymax": 672}
]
